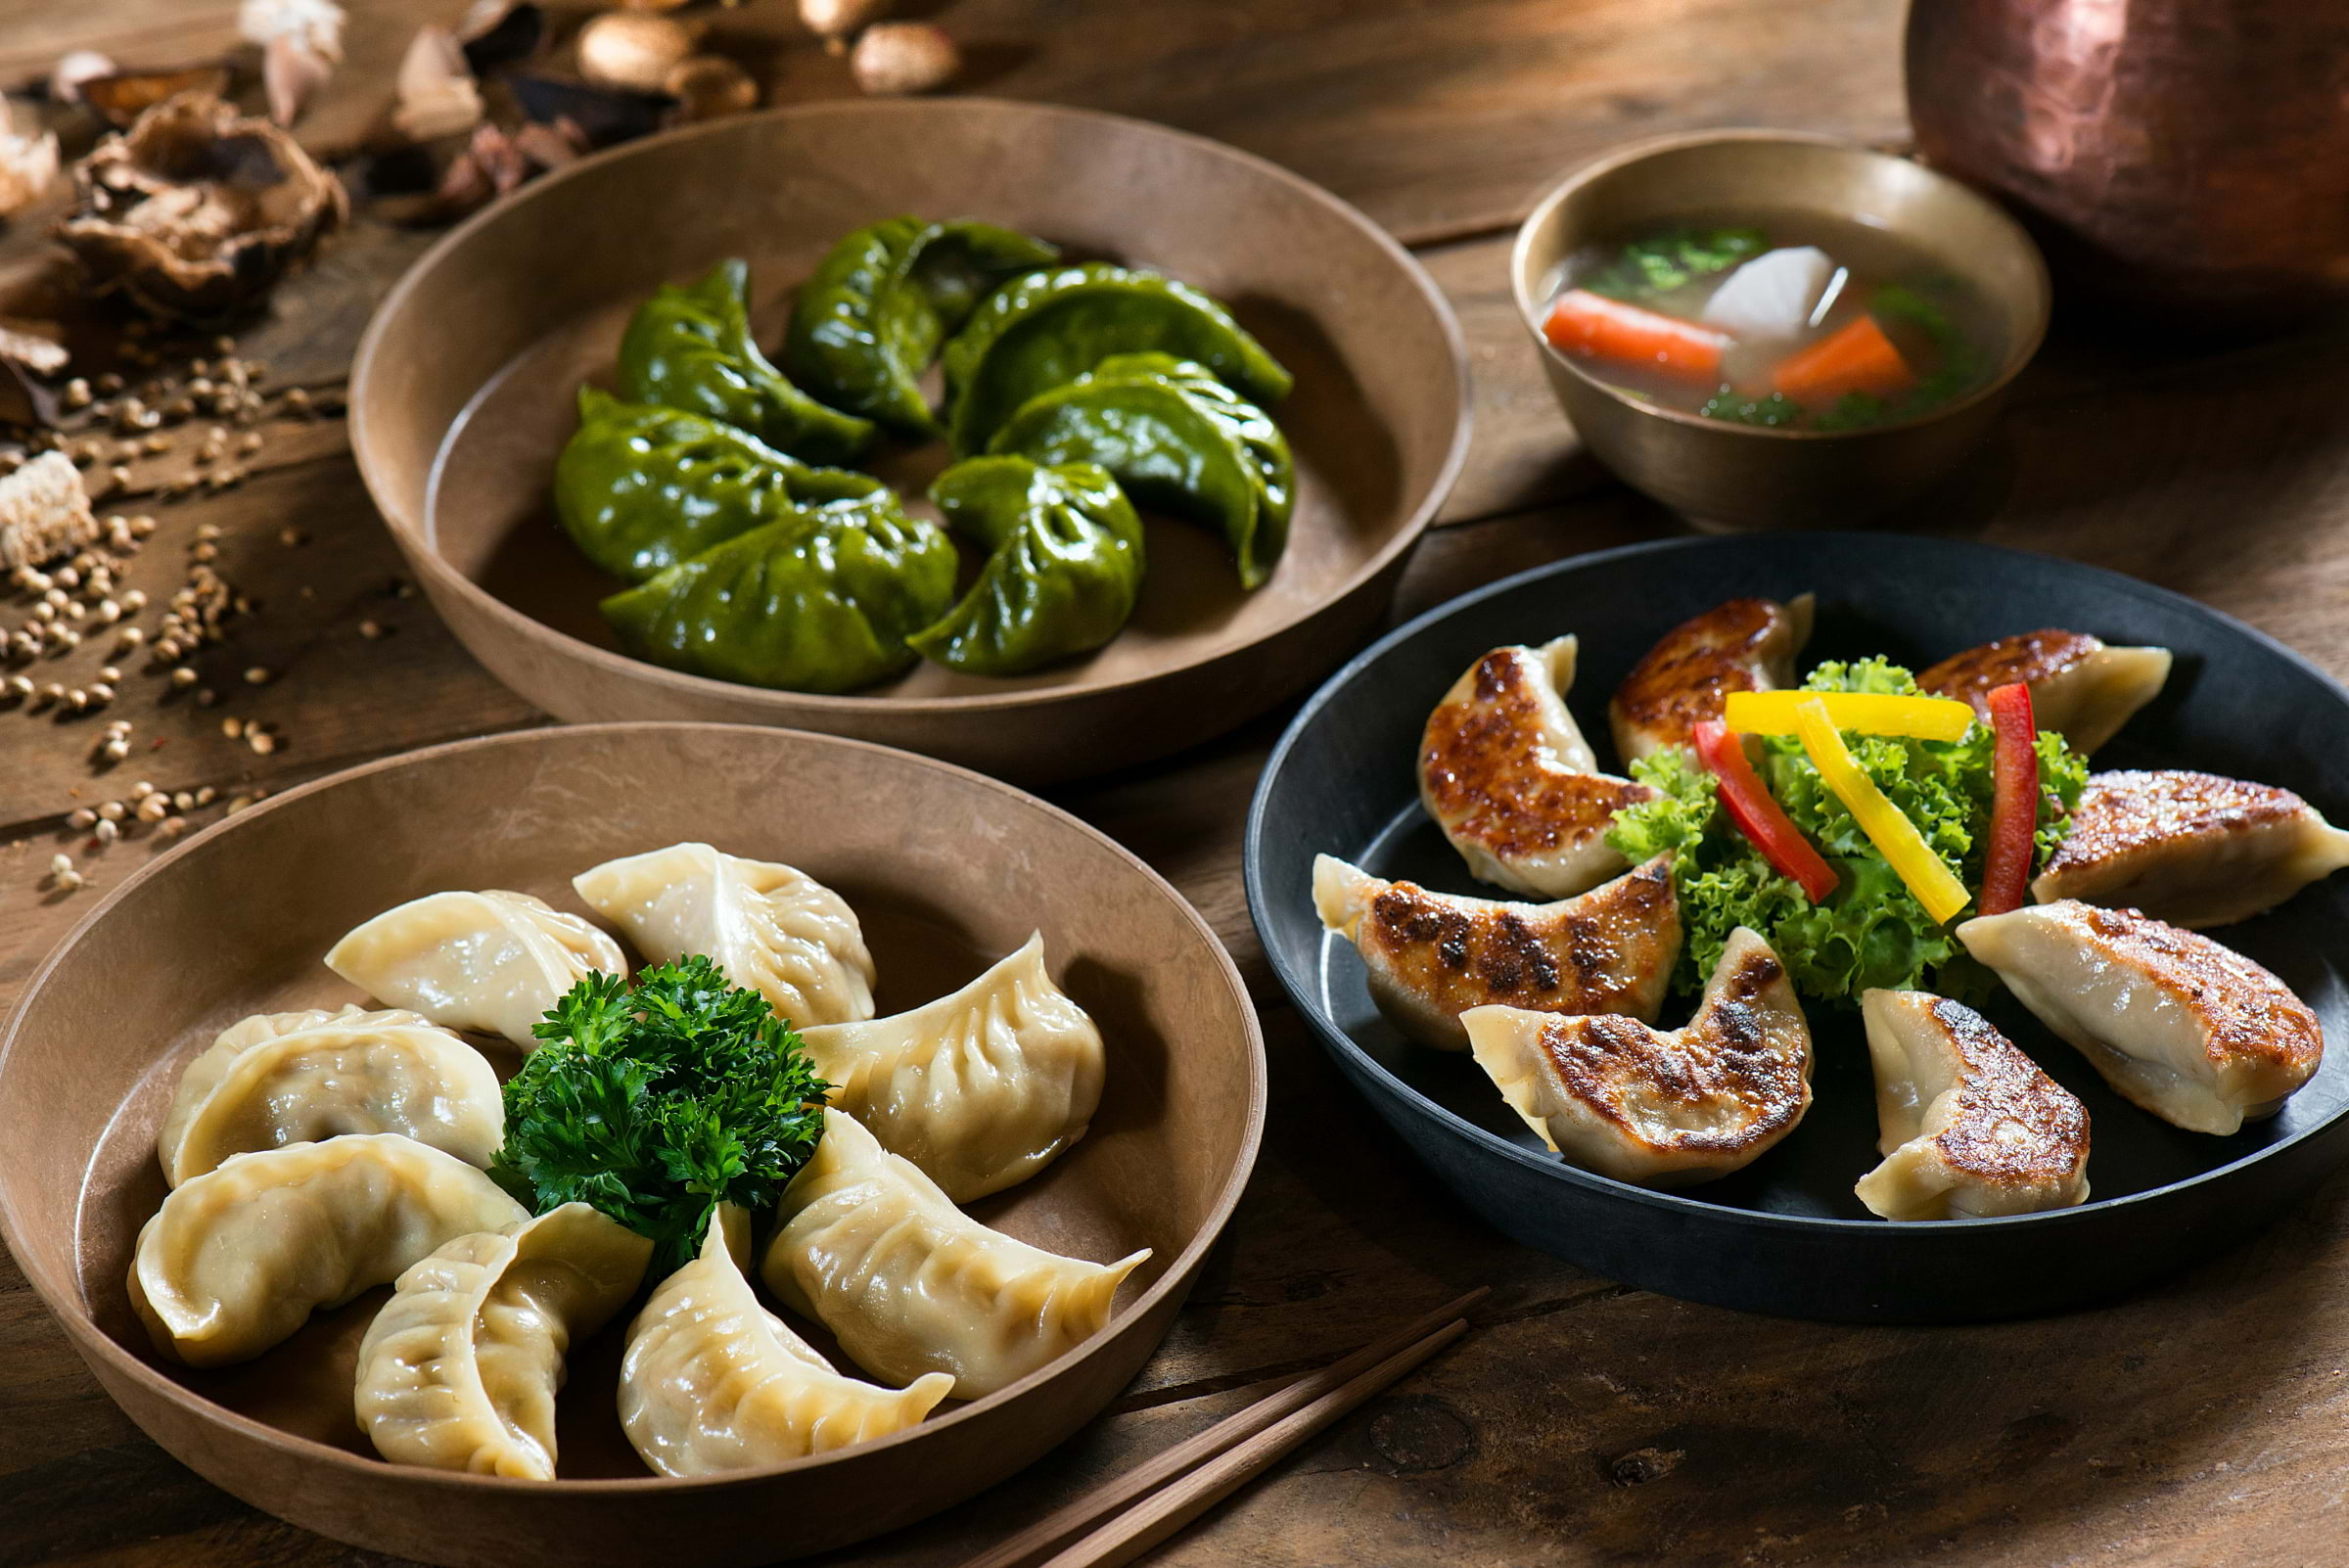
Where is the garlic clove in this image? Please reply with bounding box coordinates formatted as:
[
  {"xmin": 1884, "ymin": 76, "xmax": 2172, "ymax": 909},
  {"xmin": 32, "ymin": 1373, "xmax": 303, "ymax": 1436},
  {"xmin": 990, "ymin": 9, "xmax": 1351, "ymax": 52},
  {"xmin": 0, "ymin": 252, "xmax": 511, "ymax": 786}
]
[{"xmin": 576, "ymin": 12, "xmax": 701, "ymax": 95}]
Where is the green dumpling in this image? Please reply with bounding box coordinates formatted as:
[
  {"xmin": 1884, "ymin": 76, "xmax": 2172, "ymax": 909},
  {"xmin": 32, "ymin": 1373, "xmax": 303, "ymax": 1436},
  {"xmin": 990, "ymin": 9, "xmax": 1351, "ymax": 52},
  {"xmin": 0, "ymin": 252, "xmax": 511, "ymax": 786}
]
[
  {"xmin": 601, "ymin": 489, "xmax": 957, "ymax": 693},
  {"xmin": 782, "ymin": 217, "xmax": 1060, "ymax": 438},
  {"xmin": 909, "ymin": 457, "xmax": 1144, "ymax": 677},
  {"xmin": 554, "ymin": 387, "xmax": 885, "ymax": 583},
  {"xmin": 617, "ymin": 258, "xmax": 875, "ymax": 465},
  {"xmin": 943, "ymin": 262, "xmax": 1292, "ymax": 456},
  {"xmin": 986, "ymin": 352, "xmax": 1293, "ymax": 589}
]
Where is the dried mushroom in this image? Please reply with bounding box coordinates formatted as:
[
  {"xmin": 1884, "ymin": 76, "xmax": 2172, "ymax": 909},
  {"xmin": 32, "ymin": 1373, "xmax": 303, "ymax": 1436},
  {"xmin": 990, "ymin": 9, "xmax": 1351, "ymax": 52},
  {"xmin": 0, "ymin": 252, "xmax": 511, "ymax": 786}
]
[
  {"xmin": 48, "ymin": 52, "xmax": 115, "ymax": 106},
  {"xmin": 57, "ymin": 93, "xmax": 347, "ymax": 321},
  {"xmin": 0, "ymin": 452, "xmax": 97, "ymax": 572},
  {"xmin": 510, "ymin": 73, "xmax": 672, "ymax": 147},
  {"xmin": 455, "ymin": 0, "xmax": 546, "ymax": 75},
  {"xmin": 0, "ymin": 118, "xmax": 59, "ymax": 217},
  {"xmin": 79, "ymin": 67, "xmax": 235, "ymax": 130}
]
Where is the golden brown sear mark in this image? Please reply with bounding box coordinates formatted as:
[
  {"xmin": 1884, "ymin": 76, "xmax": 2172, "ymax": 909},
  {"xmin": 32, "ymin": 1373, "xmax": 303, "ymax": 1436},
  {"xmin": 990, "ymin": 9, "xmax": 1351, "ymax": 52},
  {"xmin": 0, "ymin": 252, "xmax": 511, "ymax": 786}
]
[
  {"xmin": 1420, "ymin": 649, "xmax": 1649, "ymax": 861},
  {"xmin": 2069, "ymin": 902, "xmax": 2321, "ymax": 1074},
  {"xmin": 1918, "ymin": 628, "xmax": 2103, "ymax": 712},
  {"xmin": 1918, "ymin": 995, "xmax": 2090, "ymax": 1186},
  {"xmin": 1609, "ymin": 597, "xmax": 1802, "ymax": 756},
  {"xmin": 2043, "ymin": 769, "xmax": 2301, "ymax": 878},
  {"xmin": 1366, "ymin": 858, "xmax": 1672, "ymax": 1013}
]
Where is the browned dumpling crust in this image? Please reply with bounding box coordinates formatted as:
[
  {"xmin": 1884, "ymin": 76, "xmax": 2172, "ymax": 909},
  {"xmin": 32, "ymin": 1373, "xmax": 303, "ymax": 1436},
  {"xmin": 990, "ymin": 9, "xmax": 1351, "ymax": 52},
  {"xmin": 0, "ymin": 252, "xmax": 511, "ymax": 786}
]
[
  {"xmin": 1313, "ymin": 853, "xmax": 1681, "ymax": 1051},
  {"xmin": 1607, "ymin": 594, "xmax": 1813, "ymax": 765},
  {"xmin": 1462, "ymin": 927, "xmax": 1813, "ymax": 1186},
  {"xmin": 1856, "ymin": 990, "xmax": 2090, "ymax": 1222},
  {"xmin": 1419, "ymin": 636, "xmax": 1652, "ymax": 899},
  {"xmin": 1917, "ymin": 629, "xmax": 2171, "ymax": 754},
  {"xmin": 2034, "ymin": 769, "xmax": 2349, "ymax": 929},
  {"xmin": 1958, "ymin": 900, "xmax": 2324, "ymax": 1135}
]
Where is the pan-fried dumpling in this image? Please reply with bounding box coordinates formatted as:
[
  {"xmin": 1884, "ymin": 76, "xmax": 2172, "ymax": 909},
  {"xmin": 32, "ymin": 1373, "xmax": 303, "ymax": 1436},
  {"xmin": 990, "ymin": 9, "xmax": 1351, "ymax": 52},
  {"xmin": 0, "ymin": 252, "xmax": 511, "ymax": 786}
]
[
  {"xmin": 1958, "ymin": 900, "xmax": 2323, "ymax": 1135},
  {"xmin": 1312, "ymin": 853, "xmax": 1681, "ymax": 1051},
  {"xmin": 355, "ymin": 1203, "xmax": 652, "ymax": 1479},
  {"xmin": 1419, "ymin": 636, "xmax": 1654, "ymax": 899},
  {"xmin": 1855, "ymin": 990, "xmax": 2091, "ymax": 1221},
  {"xmin": 1918, "ymin": 629, "xmax": 2171, "ymax": 754},
  {"xmin": 128, "ymin": 1133, "xmax": 529, "ymax": 1367},
  {"xmin": 620, "ymin": 1205, "xmax": 951, "ymax": 1476},
  {"xmin": 1461, "ymin": 926, "xmax": 1812, "ymax": 1186},
  {"xmin": 574, "ymin": 843, "xmax": 874, "ymax": 1028},
  {"xmin": 325, "ymin": 890, "xmax": 624, "ymax": 1049},
  {"xmin": 760, "ymin": 1110, "xmax": 1149, "ymax": 1399},
  {"xmin": 158, "ymin": 1005, "xmax": 501, "ymax": 1186},
  {"xmin": 1608, "ymin": 593, "xmax": 1814, "ymax": 764},
  {"xmin": 2032, "ymin": 769, "xmax": 2349, "ymax": 929},
  {"xmin": 798, "ymin": 934, "xmax": 1101, "ymax": 1202}
]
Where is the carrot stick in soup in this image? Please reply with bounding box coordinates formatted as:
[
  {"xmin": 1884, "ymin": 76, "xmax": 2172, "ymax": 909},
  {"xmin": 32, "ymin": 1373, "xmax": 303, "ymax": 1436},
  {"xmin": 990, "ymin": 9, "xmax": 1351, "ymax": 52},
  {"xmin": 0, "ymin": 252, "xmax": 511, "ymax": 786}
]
[
  {"xmin": 1769, "ymin": 314, "xmax": 1914, "ymax": 404},
  {"xmin": 1543, "ymin": 290, "xmax": 1728, "ymax": 382}
]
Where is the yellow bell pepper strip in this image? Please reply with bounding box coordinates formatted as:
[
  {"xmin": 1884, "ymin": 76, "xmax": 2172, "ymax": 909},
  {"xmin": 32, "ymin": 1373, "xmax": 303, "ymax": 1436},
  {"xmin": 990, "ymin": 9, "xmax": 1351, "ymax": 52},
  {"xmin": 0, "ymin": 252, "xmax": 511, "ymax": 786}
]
[
  {"xmin": 1723, "ymin": 689, "xmax": 1977, "ymax": 743},
  {"xmin": 1790, "ymin": 698, "xmax": 1971, "ymax": 924},
  {"xmin": 1977, "ymin": 681, "xmax": 2040, "ymax": 916}
]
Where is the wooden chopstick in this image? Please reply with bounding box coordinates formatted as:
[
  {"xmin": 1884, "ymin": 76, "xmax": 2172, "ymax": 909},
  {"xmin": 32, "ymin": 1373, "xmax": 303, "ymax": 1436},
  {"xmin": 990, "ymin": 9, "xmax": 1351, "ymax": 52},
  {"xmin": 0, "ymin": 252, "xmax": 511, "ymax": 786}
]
[
  {"xmin": 960, "ymin": 1286, "xmax": 1487, "ymax": 1568},
  {"xmin": 1031, "ymin": 1317, "xmax": 1469, "ymax": 1568}
]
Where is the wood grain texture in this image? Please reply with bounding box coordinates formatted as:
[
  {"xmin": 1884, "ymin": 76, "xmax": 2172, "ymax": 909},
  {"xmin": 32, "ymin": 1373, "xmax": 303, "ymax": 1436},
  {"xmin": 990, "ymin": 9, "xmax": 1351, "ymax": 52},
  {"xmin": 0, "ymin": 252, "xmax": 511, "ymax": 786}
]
[{"xmin": 3, "ymin": 0, "xmax": 2348, "ymax": 1564}]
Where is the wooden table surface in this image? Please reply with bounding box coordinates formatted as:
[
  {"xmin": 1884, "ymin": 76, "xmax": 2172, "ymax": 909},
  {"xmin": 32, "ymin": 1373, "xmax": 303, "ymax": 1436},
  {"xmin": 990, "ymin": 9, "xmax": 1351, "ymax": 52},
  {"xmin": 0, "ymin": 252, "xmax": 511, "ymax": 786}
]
[{"xmin": 6, "ymin": 3, "xmax": 2349, "ymax": 1565}]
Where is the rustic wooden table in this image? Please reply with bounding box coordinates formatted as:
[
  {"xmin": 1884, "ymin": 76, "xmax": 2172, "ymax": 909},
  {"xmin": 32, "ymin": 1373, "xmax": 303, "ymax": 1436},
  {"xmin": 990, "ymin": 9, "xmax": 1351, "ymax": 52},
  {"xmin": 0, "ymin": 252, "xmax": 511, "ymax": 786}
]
[{"xmin": 6, "ymin": 3, "xmax": 2348, "ymax": 1565}]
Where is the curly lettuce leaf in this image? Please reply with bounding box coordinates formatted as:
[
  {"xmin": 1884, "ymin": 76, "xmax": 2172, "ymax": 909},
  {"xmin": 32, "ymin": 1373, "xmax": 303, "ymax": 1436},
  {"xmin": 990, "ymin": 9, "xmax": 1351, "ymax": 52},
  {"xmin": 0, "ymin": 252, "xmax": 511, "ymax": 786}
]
[{"xmin": 1605, "ymin": 656, "xmax": 2087, "ymax": 1006}]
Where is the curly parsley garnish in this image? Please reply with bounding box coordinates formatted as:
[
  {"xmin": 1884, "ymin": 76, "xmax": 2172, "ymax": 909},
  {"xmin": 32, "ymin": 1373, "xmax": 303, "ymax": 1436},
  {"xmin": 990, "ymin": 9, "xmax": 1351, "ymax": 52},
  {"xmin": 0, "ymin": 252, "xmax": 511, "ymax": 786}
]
[{"xmin": 488, "ymin": 956, "xmax": 830, "ymax": 1276}]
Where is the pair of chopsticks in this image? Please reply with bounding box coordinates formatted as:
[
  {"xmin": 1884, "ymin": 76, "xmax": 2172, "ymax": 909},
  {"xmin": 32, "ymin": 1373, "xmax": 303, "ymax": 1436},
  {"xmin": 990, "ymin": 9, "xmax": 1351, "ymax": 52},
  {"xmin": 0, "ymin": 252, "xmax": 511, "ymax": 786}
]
[{"xmin": 962, "ymin": 1285, "xmax": 1488, "ymax": 1568}]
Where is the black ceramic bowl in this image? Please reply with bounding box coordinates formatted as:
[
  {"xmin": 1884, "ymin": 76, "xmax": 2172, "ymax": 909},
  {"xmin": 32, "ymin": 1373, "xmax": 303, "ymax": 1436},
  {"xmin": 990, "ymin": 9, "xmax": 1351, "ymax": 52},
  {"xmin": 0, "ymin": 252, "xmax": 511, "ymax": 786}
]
[{"xmin": 1247, "ymin": 533, "xmax": 2349, "ymax": 1322}]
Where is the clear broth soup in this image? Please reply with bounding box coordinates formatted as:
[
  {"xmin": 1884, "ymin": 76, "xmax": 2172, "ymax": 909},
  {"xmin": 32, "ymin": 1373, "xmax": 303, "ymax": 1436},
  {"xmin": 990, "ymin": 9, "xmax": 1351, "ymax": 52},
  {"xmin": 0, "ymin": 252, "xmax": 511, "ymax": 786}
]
[{"xmin": 1540, "ymin": 209, "xmax": 2004, "ymax": 432}]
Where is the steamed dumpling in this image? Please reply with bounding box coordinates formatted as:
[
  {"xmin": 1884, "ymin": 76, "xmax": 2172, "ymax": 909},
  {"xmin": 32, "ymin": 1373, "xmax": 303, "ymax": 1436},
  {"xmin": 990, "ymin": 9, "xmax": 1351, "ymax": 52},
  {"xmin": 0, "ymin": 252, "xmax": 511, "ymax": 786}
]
[
  {"xmin": 573, "ymin": 843, "xmax": 875, "ymax": 1027},
  {"xmin": 1461, "ymin": 927, "xmax": 1812, "ymax": 1186},
  {"xmin": 1855, "ymin": 990, "xmax": 2091, "ymax": 1222},
  {"xmin": 128, "ymin": 1133, "xmax": 529, "ymax": 1367},
  {"xmin": 1419, "ymin": 636, "xmax": 1654, "ymax": 899},
  {"xmin": 1607, "ymin": 593, "xmax": 1814, "ymax": 764},
  {"xmin": 2032, "ymin": 769, "xmax": 2349, "ymax": 929},
  {"xmin": 1958, "ymin": 900, "xmax": 2323, "ymax": 1135},
  {"xmin": 355, "ymin": 1204, "xmax": 652, "ymax": 1479},
  {"xmin": 620, "ymin": 1205, "xmax": 951, "ymax": 1476},
  {"xmin": 760, "ymin": 1110, "xmax": 1149, "ymax": 1399},
  {"xmin": 325, "ymin": 890, "xmax": 624, "ymax": 1049},
  {"xmin": 1312, "ymin": 853, "xmax": 1681, "ymax": 1051},
  {"xmin": 158, "ymin": 1005, "xmax": 502, "ymax": 1186},
  {"xmin": 1918, "ymin": 629, "xmax": 2171, "ymax": 754},
  {"xmin": 799, "ymin": 934, "xmax": 1102, "ymax": 1202}
]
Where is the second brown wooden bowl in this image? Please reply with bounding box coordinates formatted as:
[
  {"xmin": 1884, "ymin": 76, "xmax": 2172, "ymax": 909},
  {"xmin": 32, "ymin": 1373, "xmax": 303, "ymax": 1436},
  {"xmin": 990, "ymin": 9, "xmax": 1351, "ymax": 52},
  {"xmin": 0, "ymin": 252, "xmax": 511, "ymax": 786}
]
[
  {"xmin": 349, "ymin": 99, "xmax": 1471, "ymax": 785},
  {"xmin": 0, "ymin": 722, "xmax": 1266, "ymax": 1568}
]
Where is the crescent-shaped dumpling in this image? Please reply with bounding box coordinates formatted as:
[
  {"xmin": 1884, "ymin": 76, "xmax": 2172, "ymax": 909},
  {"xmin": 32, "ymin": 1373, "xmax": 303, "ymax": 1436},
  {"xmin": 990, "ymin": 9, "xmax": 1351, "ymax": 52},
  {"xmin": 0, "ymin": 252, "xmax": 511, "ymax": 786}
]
[
  {"xmin": 1461, "ymin": 926, "xmax": 1813, "ymax": 1186},
  {"xmin": 158, "ymin": 1005, "xmax": 501, "ymax": 1186},
  {"xmin": 325, "ymin": 890, "xmax": 625, "ymax": 1049},
  {"xmin": 574, "ymin": 843, "xmax": 876, "ymax": 1028},
  {"xmin": 128, "ymin": 1133, "xmax": 529, "ymax": 1367},
  {"xmin": 760, "ymin": 1110, "xmax": 1149, "ymax": 1400},
  {"xmin": 1607, "ymin": 593, "xmax": 1814, "ymax": 765},
  {"xmin": 1958, "ymin": 900, "xmax": 2323, "ymax": 1135},
  {"xmin": 798, "ymin": 934, "xmax": 1101, "ymax": 1202},
  {"xmin": 2032, "ymin": 768, "xmax": 2349, "ymax": 929},
  {"xmin": 1855, "ymin": 989, "xmax": 2091, "ymax": 1221},
  {"xmin": 620, "ymin": 1205, "xmax": 951, "ymax": 1476},
  {"xmin": 356, "ymin": 1203, "xmax": 652, "ymax": 1479},
  {"xmin": 1418, "ymin": 636, "xmax": 1654, "ymax": 899},
  {"xmin": 1918, "ymin": 629, "xmax": 2171, "ymax": 755},
  {"xmin": 1312, "ymin": 853, "xmax": 1681, "ymax": 1051}
]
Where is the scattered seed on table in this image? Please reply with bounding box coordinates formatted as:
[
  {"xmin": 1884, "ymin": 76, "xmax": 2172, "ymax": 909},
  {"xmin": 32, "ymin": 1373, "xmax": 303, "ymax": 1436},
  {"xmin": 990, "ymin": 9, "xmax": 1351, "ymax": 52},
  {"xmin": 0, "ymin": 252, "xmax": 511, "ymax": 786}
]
[
  {"xmin": 136, "ymin": 794, "xmax": 168, "ymax": 821},
  {"xmin": 221, "ymin": 717, "xmax": 242, "ymax": 738},
  {"xmin": 244, "ymin": 667, "xmax": 270, "ymax": 685},
  {"xmin": 169, "ymin": 666, "xmax": 196, "ymax": 687},
  {"xmin": 249, "ymin": 729, "xmax": 276, "ymax": 755},
  {"xmin": 93, "ymin": 816, "xmax": 117, "ymax": 841},
  {"xmin": 359, "ymin": 620, "xmax": 384, "ymax": 639},
  {"xmin": 97, "ymin": 800, "xmax": 124, "ymax": 822},
  {"xmin": 67, "ymin": 807, "xmax": 94, "ymax": 829}
]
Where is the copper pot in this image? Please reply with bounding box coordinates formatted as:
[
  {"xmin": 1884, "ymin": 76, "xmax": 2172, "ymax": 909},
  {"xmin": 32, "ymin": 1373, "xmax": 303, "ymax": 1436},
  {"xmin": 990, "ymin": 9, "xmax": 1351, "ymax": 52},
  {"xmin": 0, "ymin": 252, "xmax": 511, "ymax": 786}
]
[{"xmin": 1907, "ymin": 0, "xmax": 2349, "ymax": 328}]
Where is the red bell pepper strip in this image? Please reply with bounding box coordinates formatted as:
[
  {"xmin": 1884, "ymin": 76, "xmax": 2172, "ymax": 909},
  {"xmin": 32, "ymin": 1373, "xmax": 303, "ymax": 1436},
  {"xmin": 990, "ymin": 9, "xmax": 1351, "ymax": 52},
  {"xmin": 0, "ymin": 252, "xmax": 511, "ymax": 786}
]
[
  {"xmin": 1692, "ymin": 718, "xmax": 1839, "ymax": 904},
  {"xmin": 1979, "ymin": 682, "xmax": 2040, "ymax": 916}
]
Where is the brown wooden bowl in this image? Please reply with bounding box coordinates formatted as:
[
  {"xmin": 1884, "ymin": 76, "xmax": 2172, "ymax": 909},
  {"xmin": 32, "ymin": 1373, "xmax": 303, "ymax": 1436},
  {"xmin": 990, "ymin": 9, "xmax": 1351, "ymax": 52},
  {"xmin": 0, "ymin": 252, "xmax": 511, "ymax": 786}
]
[
  {"xmin": 0, "ymin": 722, "xmax": 1265, "ymax": 1568},
  {"xmin": 348, "ymin": 99, "xmax": 1471, "ymax": 785}
]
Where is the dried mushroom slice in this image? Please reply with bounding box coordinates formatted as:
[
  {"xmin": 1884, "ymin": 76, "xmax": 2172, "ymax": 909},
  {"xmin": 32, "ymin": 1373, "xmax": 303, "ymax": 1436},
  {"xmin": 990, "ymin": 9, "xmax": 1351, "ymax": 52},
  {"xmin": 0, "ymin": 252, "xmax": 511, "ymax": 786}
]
[{"xmin": 57, "ymin": 92, "xmax": 345, "ymax": 322}]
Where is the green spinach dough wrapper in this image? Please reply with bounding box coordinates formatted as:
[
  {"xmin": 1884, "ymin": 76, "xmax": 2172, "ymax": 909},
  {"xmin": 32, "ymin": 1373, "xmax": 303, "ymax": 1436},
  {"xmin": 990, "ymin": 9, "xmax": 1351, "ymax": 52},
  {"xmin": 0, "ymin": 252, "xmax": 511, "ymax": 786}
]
[
  {"xmin": 943, "ymin": 262, "xmax": 1292, "ymax": 456},
  {"xmin": 988, "ymin": 352, "xmax": 1293, "ymax": 589},
  {"xmin": 617, "ymin": 258, "xmax": 875, "ymax": 465},
  {"xmin": 783, "ymin": 217, "xmax": 1060, "ymax": 438},
  {"xmin": 909, "ymin": 456, "xmax": 1144, "ymax": 677},
  {"xmin": 555, "ymin": 387, "xmax": 884, "ymax": 583},
  {"xmin": 601, "ymin": 491, "xmax": 956, "ymax": 693}
]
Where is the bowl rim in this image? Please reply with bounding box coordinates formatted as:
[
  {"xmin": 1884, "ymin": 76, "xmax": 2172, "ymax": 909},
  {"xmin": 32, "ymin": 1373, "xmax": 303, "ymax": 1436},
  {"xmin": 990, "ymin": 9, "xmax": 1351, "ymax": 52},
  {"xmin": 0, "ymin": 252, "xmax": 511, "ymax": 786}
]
[
  {"xmin": 1245, "ymin": 530, "xmax": 2349, "ymax": 1238},
  {"xmin": 0, "ymin": 719, "xmax": 1268, "ymax": 1493},
  {"xmin": 348, "ymin": 96, "xmax": 1474, "ymax": 717},
  {"xmin": 1506, "ymin": 127, "xmax": 2053, "ymax": 442}
]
